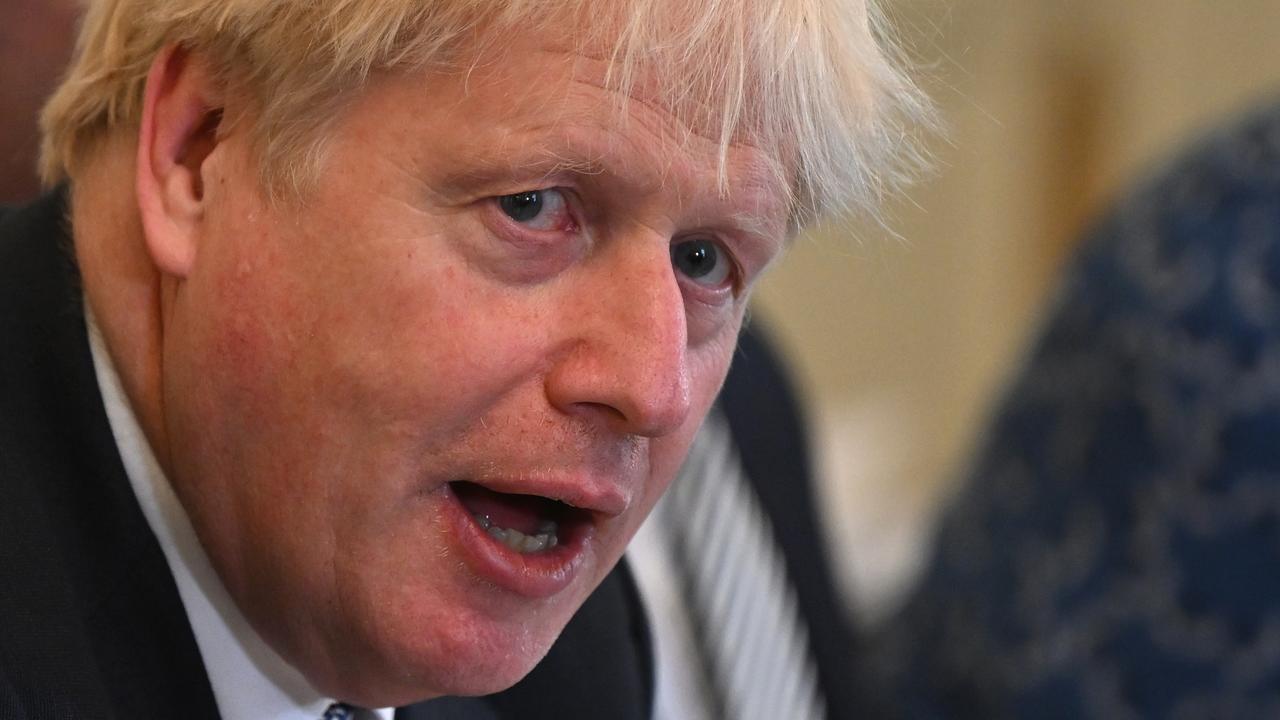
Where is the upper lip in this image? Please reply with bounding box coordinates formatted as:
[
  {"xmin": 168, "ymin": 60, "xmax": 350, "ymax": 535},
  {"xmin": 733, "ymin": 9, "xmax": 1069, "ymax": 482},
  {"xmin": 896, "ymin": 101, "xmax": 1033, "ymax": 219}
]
[{"xmin": 458, "ymin": 472, "xmax": 631, "ymax": 518}]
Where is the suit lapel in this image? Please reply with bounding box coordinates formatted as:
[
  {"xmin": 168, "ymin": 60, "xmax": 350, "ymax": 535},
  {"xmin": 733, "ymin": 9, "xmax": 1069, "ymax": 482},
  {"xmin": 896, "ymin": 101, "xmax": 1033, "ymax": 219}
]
[
  {"xmin": 0, "ymin": 192, "xmax": 221, "ymax": 718},
  {"xmin": 717, "ymin": 324, "xmax": 858, "ymax": 719}
]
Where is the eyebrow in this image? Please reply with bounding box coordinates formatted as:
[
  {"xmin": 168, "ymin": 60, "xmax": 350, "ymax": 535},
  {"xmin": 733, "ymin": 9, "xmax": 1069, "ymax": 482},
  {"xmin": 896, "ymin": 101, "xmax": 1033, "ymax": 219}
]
[
  {"xmin": 725, "ymin": 209, "xmax": 781, "ymax": 242},
  {"xmin": 434, "ymin": 130, "xmax": 609, "ymax": 198},
  {"xmin": 435, "ymin": 126, "xmax": 789, "ymax": 243}
]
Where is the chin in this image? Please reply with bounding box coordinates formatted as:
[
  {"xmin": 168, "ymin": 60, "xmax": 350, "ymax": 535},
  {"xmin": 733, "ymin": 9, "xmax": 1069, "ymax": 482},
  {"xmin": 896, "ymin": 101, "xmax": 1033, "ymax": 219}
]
[
  {"xmin": 334, "ymin": 597, "xmax": 571, "ymax": 707},
  {"xmin": 424, "ymin": 643, "xmax": 551, "ymax": 699}
]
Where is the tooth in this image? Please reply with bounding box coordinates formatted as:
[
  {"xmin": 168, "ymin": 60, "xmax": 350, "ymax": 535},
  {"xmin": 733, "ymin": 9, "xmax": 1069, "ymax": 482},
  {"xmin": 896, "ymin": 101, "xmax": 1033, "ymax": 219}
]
[
  {"xmin": 480, "ymin": 520, "xmax": 559, "ymax": 553},
  {"xmin": 504, "ymin": 528, "xmax": 529, "ymax": 552}
]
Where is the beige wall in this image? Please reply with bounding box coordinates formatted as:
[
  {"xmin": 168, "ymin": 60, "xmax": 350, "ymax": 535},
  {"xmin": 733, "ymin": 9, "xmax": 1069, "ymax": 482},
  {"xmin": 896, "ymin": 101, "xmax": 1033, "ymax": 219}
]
[{"xmin": 756, "ymin": 0, "xmax": 1280, "ymax": 623}]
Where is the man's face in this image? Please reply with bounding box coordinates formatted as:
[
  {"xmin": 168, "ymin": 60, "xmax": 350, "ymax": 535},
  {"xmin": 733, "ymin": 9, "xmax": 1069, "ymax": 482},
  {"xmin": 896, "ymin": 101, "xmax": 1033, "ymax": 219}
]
[{"xmin": 161, "ymin": 33, "xmax": 788, "ymax": 704}]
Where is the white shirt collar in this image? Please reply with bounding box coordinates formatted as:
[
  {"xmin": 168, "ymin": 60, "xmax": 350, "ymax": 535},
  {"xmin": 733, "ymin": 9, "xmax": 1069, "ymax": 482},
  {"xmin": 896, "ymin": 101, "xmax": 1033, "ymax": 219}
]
[{"xmin": 87, "ymin": 309, "xmax": 394, "ymax": 720}]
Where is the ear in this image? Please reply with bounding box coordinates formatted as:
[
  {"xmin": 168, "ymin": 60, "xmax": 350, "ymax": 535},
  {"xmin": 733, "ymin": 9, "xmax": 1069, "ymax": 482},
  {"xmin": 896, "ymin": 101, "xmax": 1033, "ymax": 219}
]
[{"xmin": 136, "ymin": 44, "xmax": 225, "ymax": 278}]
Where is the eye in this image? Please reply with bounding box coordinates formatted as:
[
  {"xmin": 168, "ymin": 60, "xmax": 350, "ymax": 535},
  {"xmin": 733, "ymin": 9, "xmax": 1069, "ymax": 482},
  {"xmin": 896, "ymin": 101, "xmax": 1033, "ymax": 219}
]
[
  {"xmin": 671, "ymin": 237, "xmax": 733, "ymax": 288},
  {"xmin": 496, "ymin": 189, "xmax": 571, "ymax": 231}
]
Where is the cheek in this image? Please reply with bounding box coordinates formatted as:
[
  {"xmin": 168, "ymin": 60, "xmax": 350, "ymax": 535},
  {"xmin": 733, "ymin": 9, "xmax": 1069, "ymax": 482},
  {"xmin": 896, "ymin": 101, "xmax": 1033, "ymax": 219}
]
[{"xmin": 316, "ymin": 261, "xmax": 559, "ymax": 433}]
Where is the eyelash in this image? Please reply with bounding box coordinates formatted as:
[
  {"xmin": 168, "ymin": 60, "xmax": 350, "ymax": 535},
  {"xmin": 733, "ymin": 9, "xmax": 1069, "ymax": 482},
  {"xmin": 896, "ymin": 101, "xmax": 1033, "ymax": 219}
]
[
  {"xmin": 492, "ymin": 189, "xmax": 578, "ymax": 236},
  {"xmin": 488, "ymin": 188, "xmax": 743, "ymax": 298}
]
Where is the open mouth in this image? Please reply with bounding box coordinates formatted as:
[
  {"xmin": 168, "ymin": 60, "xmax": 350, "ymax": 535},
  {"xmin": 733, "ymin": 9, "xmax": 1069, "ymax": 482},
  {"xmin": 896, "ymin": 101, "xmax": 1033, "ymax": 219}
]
[{"xmin": 449, "ymin": 481, "xmax": 591, "ymax": 555}]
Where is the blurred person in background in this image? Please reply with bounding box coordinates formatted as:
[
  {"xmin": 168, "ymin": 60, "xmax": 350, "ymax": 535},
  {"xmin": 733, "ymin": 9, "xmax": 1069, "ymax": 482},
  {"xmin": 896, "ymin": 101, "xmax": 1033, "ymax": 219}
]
[
  {"xmin": 0, "ymin": 0, "xmax": 927, "ymax": 718},
  {"xmin": 861, "ymin": 100, "xmax": 1280, "ymax": 719}
]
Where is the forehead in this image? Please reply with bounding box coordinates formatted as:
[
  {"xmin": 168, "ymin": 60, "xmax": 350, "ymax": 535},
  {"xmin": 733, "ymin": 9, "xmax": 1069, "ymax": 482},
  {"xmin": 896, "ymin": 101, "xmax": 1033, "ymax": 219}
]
[{"xmin": 364, "ymin": 30, "xmax": 792, "ymax": 236}]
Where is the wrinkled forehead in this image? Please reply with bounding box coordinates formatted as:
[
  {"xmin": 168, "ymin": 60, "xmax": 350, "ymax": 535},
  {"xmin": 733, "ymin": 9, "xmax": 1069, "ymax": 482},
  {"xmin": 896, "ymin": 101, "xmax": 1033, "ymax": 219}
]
[
  {"xmin": 450, "ymin": 13, "xmax": 799, "ymax": 217},
  {"xmin": 386, "ymin": 30, "xmax": 791, "ymax": 239}
]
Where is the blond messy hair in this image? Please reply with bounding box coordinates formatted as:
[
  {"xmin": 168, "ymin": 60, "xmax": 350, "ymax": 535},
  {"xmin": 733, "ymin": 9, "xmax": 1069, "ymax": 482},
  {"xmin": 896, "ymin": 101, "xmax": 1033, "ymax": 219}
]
[{"xmin": 40, "ymin": 0, "xmax": 929, "ymax": 226}]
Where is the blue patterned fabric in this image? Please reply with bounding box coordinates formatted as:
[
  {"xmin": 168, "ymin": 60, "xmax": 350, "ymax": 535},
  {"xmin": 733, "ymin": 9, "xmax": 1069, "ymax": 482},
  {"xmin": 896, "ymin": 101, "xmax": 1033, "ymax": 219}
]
[{"xmin": 864, "ymin": 102, "xmax": 1280, "ymax": 719}]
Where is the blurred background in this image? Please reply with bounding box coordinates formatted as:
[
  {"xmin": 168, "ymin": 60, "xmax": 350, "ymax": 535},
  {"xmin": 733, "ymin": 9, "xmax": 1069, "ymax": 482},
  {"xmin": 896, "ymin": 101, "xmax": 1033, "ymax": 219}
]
[
  {"xmin": 753, "ymin": 0, "xmax": 1280, "ymax": 625},
  {"xmin": 5, "ymin": 0, "xmax": 1280, "ymax": 632}
]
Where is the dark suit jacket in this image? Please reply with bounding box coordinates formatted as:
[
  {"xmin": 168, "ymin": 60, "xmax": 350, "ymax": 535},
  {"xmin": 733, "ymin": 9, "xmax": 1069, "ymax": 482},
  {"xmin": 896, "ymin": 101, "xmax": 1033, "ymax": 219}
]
[{"xmin": 0, "ymin": 190, "xmax": 854, "ymax": 719}]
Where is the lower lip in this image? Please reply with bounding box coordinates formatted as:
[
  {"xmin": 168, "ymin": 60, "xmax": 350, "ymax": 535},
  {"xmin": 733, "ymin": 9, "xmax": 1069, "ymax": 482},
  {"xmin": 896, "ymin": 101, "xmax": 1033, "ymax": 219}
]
[{"xmin": 442, "ymin": 483, "xmax": 595, "ymax": 599}]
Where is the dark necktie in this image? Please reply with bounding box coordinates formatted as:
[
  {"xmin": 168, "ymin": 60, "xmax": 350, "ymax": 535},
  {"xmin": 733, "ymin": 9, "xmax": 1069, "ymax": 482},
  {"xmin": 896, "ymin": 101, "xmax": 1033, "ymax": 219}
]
[{"xmin": 663, "ymin": 409, "xmax": 826, "ymax": 719}]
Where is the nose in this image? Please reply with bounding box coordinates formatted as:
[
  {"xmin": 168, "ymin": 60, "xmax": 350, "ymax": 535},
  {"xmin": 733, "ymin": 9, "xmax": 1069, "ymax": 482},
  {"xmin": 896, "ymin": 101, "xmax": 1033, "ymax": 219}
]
[{"xmin": 545, "ymin": 237, "xmax": 692, "ymax": 438}]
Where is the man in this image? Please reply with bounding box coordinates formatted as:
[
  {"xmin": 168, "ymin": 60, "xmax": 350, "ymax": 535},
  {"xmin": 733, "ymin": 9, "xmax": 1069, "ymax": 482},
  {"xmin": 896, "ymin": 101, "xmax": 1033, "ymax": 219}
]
[{"xmin": 0, "ymin": 0, "xmax": 924, "ymax": 716}]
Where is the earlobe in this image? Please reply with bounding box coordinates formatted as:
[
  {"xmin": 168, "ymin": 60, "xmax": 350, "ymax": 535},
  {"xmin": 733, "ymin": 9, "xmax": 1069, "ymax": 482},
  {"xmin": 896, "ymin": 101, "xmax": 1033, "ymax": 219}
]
[{"xmin": 136, "ymin": 44, "xmax": 225, "ymax": 278}]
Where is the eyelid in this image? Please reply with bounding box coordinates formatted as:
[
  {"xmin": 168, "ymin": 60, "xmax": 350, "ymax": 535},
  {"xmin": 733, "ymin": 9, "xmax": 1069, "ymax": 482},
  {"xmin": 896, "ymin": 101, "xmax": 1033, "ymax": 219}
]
[
  {"xmin": 674, "ymin": 235, "xmax": 744, "ymax": 298},
  {"xmin": 488, "ymin": 187, "xmax": 580, "ymax": 238},
  {"xmin": 472, "ymin": 169, "xmax": 581, "ymax": 205},
  {"xmin": 503, "ymin": 189, "xmax": 571, "ymax": 231}
]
